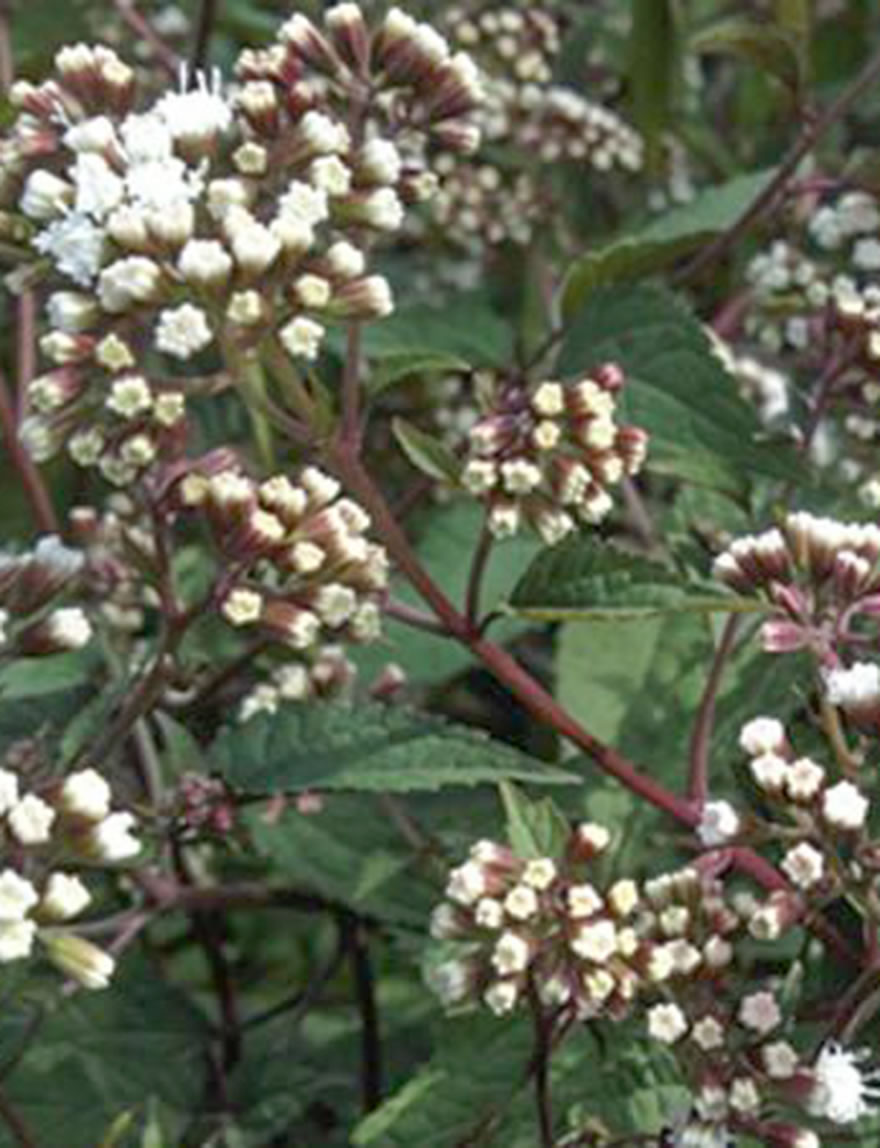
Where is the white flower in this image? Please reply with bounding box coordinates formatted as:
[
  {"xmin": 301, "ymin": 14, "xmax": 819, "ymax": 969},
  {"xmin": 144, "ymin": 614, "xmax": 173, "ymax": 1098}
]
[
  {"xmin": 280, "ymin": 316, "xmax": 325, "ymax": 361},
  {"xmin": 0, "ymin": 921, "xmax": 36, "ymax": 962},
  {"xmin": 691, "ymin": 1015, "xmax": 724, "ymax": 1050},
  {"xmin": 221, "ymin": 588, "xmax": 263, "ymax": 627},
  {"xmin": 739, "ymin": 716, "xmax": 786, "ymax": 757},
  {"xmin": 503, "ymin": 884, "xmax": 539, "ymax": 921},
  {"xmin": 785, "ymin": 756, "xmax": 825, "ymax": 801},
  {"xmin": 567, "ymin": 883, "xmax": 603, "ymax": 919},
  {"xmin": 738, "ymin": 990, "xmax": 781, "ymax": 1035},
  {"xmin": 570, "ymin": 919, "xmax": 617, "ymax": 962},
  {"xmin": 0, "ymin": 870, "xmax": 38, "ymax": 920},
  {"xmin": 60, "ymin": 769, "xmax": 112, "ymax": 821},
  {"xmin": 20, "ymin": 170, "xmax": 70, "ymax": 220},
  {"xmin": 178, "ymin": 239, "xmax": 233, "ymax": 285},
  {"xmin": 359, "ymin": 138, "xmax": 402, "ymax": 184},
  {"xmin": 808, "ymin": 1043, "xmax": 880, "ymax": 1124},
  {"xmin": 46, "ymin": 607, "xmax": 92, "ymax": 650},
  {"xmin": 98, "ymin": 256, "xmax": 162, "ymax": 312},
  {"xmin": 155, "ymin": 304, "xmax": 213, "ymax": 360},
  {"xmin": 106, "ymin": 375, "xmax": 152, "ymax": 419},
  {"xmin": 697, "ymin": 800, "xmax": 740, "ymax": 847},
  {"xmin": 826, "ymin": 662, "xmax": 880, "ymax": 713},
  {"xmin": 47, "ymin": 291, "xmax": 97, "ymax": 333},
  {"xmin": 153, "ymin": 70, "xmax": 232, "ymax": 146},
  {"xmin": 326, "ymin": 240, "xmax": 366, "ymax": 279},
  {"xmin": 227, "ymin": 290, "xmax": 264, "ymax": 326},
  {"xmin": 728, "ymin": 1078, "xmax": 761, "ymax": 1114},
  {"xmin": 8, "ymin": 795, "xmax": 56, "ymax": 845},
  {"xmin": 313, "ymin": 584, "xmax": 357, "ymax": 627},
  {"xmin": 0, "ymin": 771, "xmax": 19, "ymax": 816},
  {"xmin": 500, "ymin": 459, "xmax": 542, "ymax": 495},
  {"xmin": 487, "ymin": 502, "xmax": 520, "ymax": 538},
  {"xmin": 226, "ymin": 210, "xmax": 281, "ymax": 274},
  {"xmin": 73, "ymin": 152, "xmax": 124, "ymax": 219},
  {"xmin": 750, "ymin": 752, "xmax": 790, "ymax": 792},
  {"xmin": 446, "ymin": 861, "xmax": 486, "ymax": 906},
  {"xmin": 781, "ymin": 842, "xmax": 824, "ymax": 889},
  {"xmin": 429, "ymin": 903, "xmax": 461, "ymax": 940},
  {"xmin": 575, "ymin": 822, "xmax": 611, "ymax": 854},
  {"xmin": 425, "ymin": 957, "xmax": 472, "ymax": 1006},
  {"xmin": 294, "ymin": 274, "xmax": 332, "ymax": 309},
  {"xmin": 763, "ymin": 1040, "xmax": 799, "ymax": 1079},
  {"xmin": 491, "ymin": 931, "xmax": 530, "ymax": 975},
  {"xmin": 310, "ymin": 155, "xmax": 351, "ymax": 196},
  {"xmin": 360, "ymin": 187, "xmax": 404, "ymax": 231},
  {"xmin": 647, "ymin": 1002, "xmax": 688, "ymax": 1044},
  {"xmin": 33, "ymin": 213, "xmax": 106, "ymax": 285},
  {"xmin": 278, "ymin": 180, "xmax": 329, "ymax": 226},
  {"xmin": 474, "ymin": 897, "xmax": 504, "ymax": 929},
  {"xmin": 88, "ymin": 811, "xmax": 140, "ymax": 861},
  {"xmin": 45, "ymin": 933, "xmax": 115, "ymax": 989},
  {"xmin": 522, "ymin": 858, "xmax": 556, "ymax": 891},
  {"xmin": 607, "ymin": 879, "xmax": 639, "ymax": 917},
  {"xmin": 300, "ymin": 110, "xmax": 350, "ymax": 155},
  {"xmin": 531, "ymin": 382, "xmax": 564, "ymax": 417},
  {"xmin": 64, "ymin": 116, "xmax": 118, "ymax": 153},
  {"xmin": 484, "ymin": 980, "xmax": 519, "ymax": 1016},
  {"xmin": 40, "ymin": 872, "xmax": 91, "ymax": 920},
  {"xmin": 822, "ymin": 780, "xmax": 869, "ymax": 831}
]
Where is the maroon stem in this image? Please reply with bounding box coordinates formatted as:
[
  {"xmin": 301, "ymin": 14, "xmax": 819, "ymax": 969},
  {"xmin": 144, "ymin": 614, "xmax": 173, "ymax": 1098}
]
[
  {"xmin": 15, "ymin": 293, "xmax": 35, "ymax": 421},
  {"xmin": 465, "ymin": 523, "xmax": 494, "ymax": 631},
  {"xmin": 0, "ymin": 1086, "xmax": 36, "ymax": 1148},
  {"xmin": 688, "ymin": 615, "xmax": 741, "ymax": 805},
  {"xmin": 0, "ymin": 367, "xmax": 58, "ymax": 534},
  {"xmin": 341, "ymin": 322, "xmax": 364, "ymax": 449}
]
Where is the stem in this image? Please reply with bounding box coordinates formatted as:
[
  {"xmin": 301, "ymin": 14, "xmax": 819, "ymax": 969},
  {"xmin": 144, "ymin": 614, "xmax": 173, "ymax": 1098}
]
[
  {"xmin": 331, "ymin": 448, "xmax": 697, "ymax": 826},
  {"xmin": 343, "ymin": 915, "xmax": 382, "ymax": 1113},
  {"xmin": 819, "ymin": 694, "xmax": 860, "ymax": 776},
  {"xmin": 465, "ymin": 524, "xmax": 494, "ymax": 633},
  {"xmin": 242, "ymin": 922, "xmax": 347, "ymax": 1031},
  {"xmin": 0, "ymin": 366, "xmax": 57, "ymax": 534},
  {"xmin": 0, "ymin": 0, "xmax": 12, "ymax": 96},
  {"xmin": 678, "ymin": 42, "xmax": 880, "ymax": 283},
  {"xmin": 0, "ymin": 1085, "xmax": 36, "ymax": 1148},
  {"xmin": 190, "ymin": 0, "xmax": 218, "ymax": 74},
  {"xmin": 529, "ymin": 988, "xmax": 554, "ymax": 1148},
  {"xmin": 383, "ymin": 597, "xmax": 451, "ymax": 636},
  {"xmin": 16, "ymin": 293, "xmax": 35, "ymax": 421},
  {"xmin": 688, "ymin": 615, "xmax": 741, "ymax": 805},
  {"xmin": 341, "ymin": 322, "xmax": 364, "ymax": 449}
]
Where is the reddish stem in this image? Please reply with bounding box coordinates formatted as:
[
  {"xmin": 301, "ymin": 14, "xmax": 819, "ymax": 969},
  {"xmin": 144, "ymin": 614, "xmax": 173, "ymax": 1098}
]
[
  {"xmin": 0, "ymin": 366, "xmax": 58, "ymax": 534},
  {"xmin": 688, "ymin": 615, "xmax": 741, "ymax": 805}
]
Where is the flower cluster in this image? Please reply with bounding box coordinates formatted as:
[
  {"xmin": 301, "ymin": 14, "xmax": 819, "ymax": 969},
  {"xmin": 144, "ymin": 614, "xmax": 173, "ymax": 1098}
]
[
  {"xmin": 712, "ymin": 511, "xmax": 880, "ymax": 660},
  {"xmin": 426, "ymin": 824, "xmax": 646, "ymax": 1019},
  {"xmin": 178, "ymin": 464, "xmax": 387, "ymax": 650},
  {"xmin": 0, "ymin": 535, "xmax": 92, "ymax": 657},
  {"xmin": 4, "ymin": 3, "xmax": 482, "ymax": 484},
  {"xmin": 460, "ymin": 367, "xmax": 648, "ymax": 543},
  {"xmin": 0, "ymin": 764, "xmax": 139, "ymax": 988},
  {"xmin": 237, "ymin": 644, "xmax": 356, "ymax": 723}
]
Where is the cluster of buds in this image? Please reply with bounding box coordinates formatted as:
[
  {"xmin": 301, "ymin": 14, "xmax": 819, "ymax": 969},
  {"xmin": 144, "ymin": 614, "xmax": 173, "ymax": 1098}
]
[
  {"xmin": 0, "ymin": 535, "xmax": 92, "ymax": 658},
  {"xmin": 419, "ymin": 2, "xmax": 641, "ymax": 254},
  {"xmin": 175, "ymin": 773, "xmax": 235, "ymax": 836},
  {"xmin": 237, "ymin": 645, "xmax": 356, "ymax": 723},
  {"xmin": 460, "ymin": 367, "xmax": 648, "ymax": 543},
  {"xmin": 178, "ymin": 464, "xmax": 387, "ymax": 650},
  {"xmin": 733, "ymin": 715, "xmax": 872, "ymax": 895},
  {"xmin": 712, "ymin": 512, "xmax": 880, "ymax": 661},
  {"xmin": 3, "ymin": 4, "xmax": 483, "ymax": 484},
  {"xmin": 0, "ymin": 764, "xmax": 140, "ymax": 988},
  {"xmin": 426, "ymin": 823, "xmax": 647, "ymax": 1020}
]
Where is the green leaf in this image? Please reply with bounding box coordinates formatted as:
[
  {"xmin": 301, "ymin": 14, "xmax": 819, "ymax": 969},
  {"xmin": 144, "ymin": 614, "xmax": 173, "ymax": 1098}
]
[
  {"xmin": 352, "ymin": 1014, "xmax": 534, "ymax": 1146},
  {"xmin": 499, "ymin": 782, "xmax": 571, "ymax": 860},
  {"xmin": 560, "ymin": 169, "xmax": 776, "ymax": 317},
  {"xmin": 507, "ymin": 533, "xmax": 763, "ymax": 621},
  {"xmin": 690, "ymin": 18, "xmax": 803, "ymax": 94},
  {"xmin": 213, "ymin": 701, "xmax": 577, "ymax": 794},
  {"xmin": 391, "ymin": 417, "xmax": 462, "ymax": 484},
  {"xmin": 629, "ymin": 0, "xmax": 678, "ymax": 170},
  {"xmin": 367, "ymin": 352, "xmax": 470, "ymax": 397},
  {"xmin": 0, "ymin": 648, "xmax": 99, "ymax": 698},
  {"xmin": 558, "ymin": 284, "xmax": 807, "ymax": 493},
  {"xmin": 360, "ymin": 293, "xmax": 513, "ymax": 368}
]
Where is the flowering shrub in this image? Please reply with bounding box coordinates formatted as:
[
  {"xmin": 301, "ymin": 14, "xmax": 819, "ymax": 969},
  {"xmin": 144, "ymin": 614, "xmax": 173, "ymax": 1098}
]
[{"xmin": 3, "ymin": 2, "xmax": 880, "ymax": 1146}]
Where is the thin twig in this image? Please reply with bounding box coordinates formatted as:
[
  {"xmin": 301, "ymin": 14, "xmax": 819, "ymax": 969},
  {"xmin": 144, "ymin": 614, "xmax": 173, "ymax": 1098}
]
[
  {"xmin": 242, "ymin": 923, "xmax": 347, "ymax": 1031},
  {"xmin": 15, "ymin": 293, "xmax": 35, "ymax": 421},
  {"xmin": 688, "ymin": 615, "xmax": 741, "ymax": 806},
  {"xmin": 190, "ymin": 0, "xmax": 219, "ymax": 75},
  {"xmin": 341, "ymin": 322, "xmax": 364, "ymax": 449},
  {"xmin": 0, "ymin": 1083, "xmax": 36, "ymax": 1148},
  {"xmin": 678, "ymin": 42, "xmax": 880, "ymax": 283},
  {"xmin": 344, "ymin": 916, "xmax": 383, "ymax": 1113},
  {"xmin": 0, "ymin": 0, "xmax": 13, "ymax": 96},
  {"xmin": 383, "ymin": 596, "xmax": 451, "ymax": 636},
  {"xmin": 529, "ymin": 987, "xmax": 554, "ymax": 1148},
  {"xmin": 0, "ymin": 366, "xmax": 57, "ymax": 534},
  {"xmin": 465, "ymin": 524, "xmax": 494, "ymax": 633}
]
